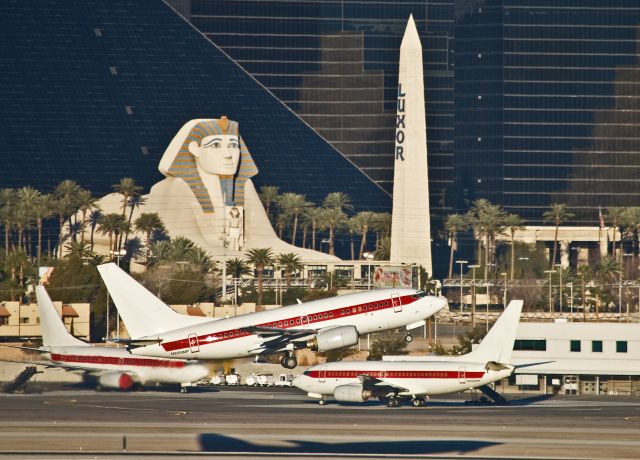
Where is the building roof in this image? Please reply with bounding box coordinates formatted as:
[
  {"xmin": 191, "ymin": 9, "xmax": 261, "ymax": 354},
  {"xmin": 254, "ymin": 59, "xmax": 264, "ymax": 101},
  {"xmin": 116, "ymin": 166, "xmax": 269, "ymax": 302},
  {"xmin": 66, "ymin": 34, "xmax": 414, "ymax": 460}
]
[
  {"xmin": 61, "ymin": 305, "xmax": 79, "ymax": 318},
  {"xmin": 0, "ymin": 305, "xmax": 11, "ymax": 317},
  {"xmin": 186, "ymin": 305, "xmax": 205, "ymax": 317}
]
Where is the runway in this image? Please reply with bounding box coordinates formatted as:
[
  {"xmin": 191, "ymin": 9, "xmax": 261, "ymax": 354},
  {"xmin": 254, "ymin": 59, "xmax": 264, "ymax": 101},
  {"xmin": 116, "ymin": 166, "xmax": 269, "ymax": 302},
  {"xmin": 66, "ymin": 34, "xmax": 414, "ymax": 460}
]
[{"xmin": 1, "ymin": 386, "xmax": 639, "ymax": 459}]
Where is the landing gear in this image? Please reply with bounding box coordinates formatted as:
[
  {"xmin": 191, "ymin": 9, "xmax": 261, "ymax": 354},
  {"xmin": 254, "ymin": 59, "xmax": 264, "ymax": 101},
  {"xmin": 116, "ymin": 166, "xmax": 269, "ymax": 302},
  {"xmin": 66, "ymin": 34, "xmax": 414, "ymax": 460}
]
[
  {"xmin": 412, "ymin": 398, "xmax": 425, "ymax": 407},
  {"xmin": 404, "ymin": 334, "xmax": 413, "ymax": 343},
  {"xmin": 318, "ymin": 398, "xmax": 327, "ymax": 406},
  {"xmin": 280, "ymin": 354, "xmax": 297, "ymax": 369},
  {"xmin": 386, "ymin": 397, "xmax": 400, "ymax": 408}
]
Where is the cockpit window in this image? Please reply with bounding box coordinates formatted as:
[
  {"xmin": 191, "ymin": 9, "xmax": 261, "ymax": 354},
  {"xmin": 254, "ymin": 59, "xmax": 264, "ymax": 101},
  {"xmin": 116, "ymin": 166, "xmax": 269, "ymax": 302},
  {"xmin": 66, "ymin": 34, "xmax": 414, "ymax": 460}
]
[
  {"xmin": 411, "ymin": 291, "xmax": 427, "ymax": 299},
  {"xmin": 303, "ymin": 370, "xmax": 311, "ymax": 376}
]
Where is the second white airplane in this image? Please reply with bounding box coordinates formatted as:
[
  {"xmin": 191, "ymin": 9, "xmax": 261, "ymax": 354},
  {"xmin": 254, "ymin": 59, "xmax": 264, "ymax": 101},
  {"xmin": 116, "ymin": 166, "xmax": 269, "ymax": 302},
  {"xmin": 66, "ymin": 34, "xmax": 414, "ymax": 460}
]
[
  {"xmin": 97, "ymin": 263, "xmax": 447, "ymax": 368},
  {"xmin": 293, "ymin": 300, "xmax": 524, "ymax": 406}
]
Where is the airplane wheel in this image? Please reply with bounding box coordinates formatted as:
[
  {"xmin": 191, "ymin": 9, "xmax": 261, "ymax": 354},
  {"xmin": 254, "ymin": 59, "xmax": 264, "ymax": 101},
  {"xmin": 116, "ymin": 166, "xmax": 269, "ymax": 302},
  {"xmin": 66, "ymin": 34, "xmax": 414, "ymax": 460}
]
[
  {"xmin": 405, "ymin": 334, "xmax": 413, "ymax": 343},
  {"xmin": 387, "ymin": 398, "xmax": 399, "ymax": 408},
  {"xmin": 180, "ymin": 387, "xmax": 188, "ymax": 394},
  {"xmin": 412, "ymin": 398, "xmax": 424, "ymax": 407},
  {"xmin": 283, "ymin": 356, "xmax": 297, "ymax": 369},
  {"xmin": 318, "ymin": 398, "xmax": 326, "ymax": 406}
]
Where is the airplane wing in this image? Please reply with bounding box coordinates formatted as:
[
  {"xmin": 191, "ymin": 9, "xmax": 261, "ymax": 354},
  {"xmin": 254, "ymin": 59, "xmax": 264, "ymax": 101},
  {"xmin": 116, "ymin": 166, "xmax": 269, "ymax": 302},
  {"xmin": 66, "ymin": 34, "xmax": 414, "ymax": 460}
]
[
  {"xmin": 241, "ymin": 325, "xmax": 316, "ymax": 338},
  {"xmin": 358, "ymin": 374, "xmax": 409, "ymax": 396},
  {"xmin": 0, "ymin": 344, "xmax": 49, "ymax": 353}
]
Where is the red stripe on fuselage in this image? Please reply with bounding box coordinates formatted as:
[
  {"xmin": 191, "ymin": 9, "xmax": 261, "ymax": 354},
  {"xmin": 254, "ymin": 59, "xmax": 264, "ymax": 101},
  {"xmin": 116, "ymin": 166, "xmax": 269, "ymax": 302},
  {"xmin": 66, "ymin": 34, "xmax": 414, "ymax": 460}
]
[
  {"xmin": 50, "ymin": 353, "xmax": 186, "ymax": 368},
  {"xmin": 304, "ymin": 370, "xmax": 485, "ymax": 379},
  {"xmin": 160, "ymin": 294, "xmax": 419, "ymax": 352}
]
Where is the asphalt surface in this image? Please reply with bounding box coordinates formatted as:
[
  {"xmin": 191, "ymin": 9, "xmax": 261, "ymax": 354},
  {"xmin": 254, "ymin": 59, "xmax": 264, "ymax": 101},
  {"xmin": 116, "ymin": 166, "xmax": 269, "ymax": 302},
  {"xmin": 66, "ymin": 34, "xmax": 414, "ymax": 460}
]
[{"xmin": 1, "ymin": 384, "xmax": 639, "ymax": 459}]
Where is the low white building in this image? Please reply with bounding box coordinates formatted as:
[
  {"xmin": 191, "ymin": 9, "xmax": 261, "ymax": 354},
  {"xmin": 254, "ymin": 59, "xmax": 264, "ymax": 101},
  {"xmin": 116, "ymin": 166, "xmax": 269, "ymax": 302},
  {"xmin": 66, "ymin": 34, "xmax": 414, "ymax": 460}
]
[
  {"xmin": 0, "ymin": 300, "xmax": 90, "ymax": 341},
  {"xmin": 506, "ymin": 321, "xmax": 640, "ymax": 396}
]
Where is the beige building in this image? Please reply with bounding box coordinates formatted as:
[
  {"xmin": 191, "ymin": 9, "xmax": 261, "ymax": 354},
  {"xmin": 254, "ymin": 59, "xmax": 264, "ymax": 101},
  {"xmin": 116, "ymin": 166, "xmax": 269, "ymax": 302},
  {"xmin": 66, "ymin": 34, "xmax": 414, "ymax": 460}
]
[{"xmin": 0, "ymin": 301, "xmax": 90, "ymax": 340}]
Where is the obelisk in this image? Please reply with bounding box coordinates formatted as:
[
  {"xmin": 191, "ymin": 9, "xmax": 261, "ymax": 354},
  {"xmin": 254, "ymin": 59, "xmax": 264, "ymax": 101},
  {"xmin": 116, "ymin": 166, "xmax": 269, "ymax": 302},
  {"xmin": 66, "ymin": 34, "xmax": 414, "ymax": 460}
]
[{"xmin": 390, "ymin": 15, "xmax": 433, "ymax": 275}]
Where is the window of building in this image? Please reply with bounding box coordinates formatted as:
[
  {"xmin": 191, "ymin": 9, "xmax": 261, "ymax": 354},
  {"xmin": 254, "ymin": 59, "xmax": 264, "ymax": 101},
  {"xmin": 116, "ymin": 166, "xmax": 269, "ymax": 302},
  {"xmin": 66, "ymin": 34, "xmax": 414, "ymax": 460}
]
[
  {"xmin": 0, "ymin": 317, "xmax": 8, "ymax": 326},
  {"xmin": 570, "ymin": 340, "xmax": 581, "ymax": 352},
  {"xmin": 592, "ymin": 341, "xmax": 603, "ymax": 353},
  {"xmin": 124, "ymin": 106, "xmax": 134, "ymax": 115},
  {"xmin": 20, "ymin": 317, "xmax": 29, "ymax": 324},
  {"xmin": 109, "ymin": 66, "xmax": 118, "ymax": 75},
  {"xmin": 513, "ymin": 339, "xmax": 546, "ymax": 351},
  {"xmin": 616, "ymin": 341, "xmax": 627, "ymax": 353}
]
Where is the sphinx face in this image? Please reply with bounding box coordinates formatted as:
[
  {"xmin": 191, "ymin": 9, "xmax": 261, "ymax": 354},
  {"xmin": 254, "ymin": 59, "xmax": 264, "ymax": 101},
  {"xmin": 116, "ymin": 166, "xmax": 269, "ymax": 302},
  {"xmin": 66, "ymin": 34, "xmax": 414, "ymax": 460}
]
[{"xmin": 189, "ymin": 134, "xmax": 240, "ymax": 176}]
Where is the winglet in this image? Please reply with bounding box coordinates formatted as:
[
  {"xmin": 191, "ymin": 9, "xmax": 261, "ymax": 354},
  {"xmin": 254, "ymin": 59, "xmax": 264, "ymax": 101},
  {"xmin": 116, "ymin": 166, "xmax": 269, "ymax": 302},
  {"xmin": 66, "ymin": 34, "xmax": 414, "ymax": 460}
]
[
  {"xmin": 36, "ymin": 285, "xmax": 87, "ymax": 348},
  {"xmin": 467, "ymin": 300, "xmax": 523, "ymax": 364}
]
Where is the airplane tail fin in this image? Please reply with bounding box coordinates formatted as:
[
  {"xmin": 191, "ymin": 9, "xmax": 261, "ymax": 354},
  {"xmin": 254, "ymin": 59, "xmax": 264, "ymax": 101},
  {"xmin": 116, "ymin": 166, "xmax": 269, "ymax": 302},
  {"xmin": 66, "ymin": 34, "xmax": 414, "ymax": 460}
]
[
  {"xmin": 36, "ymin": 285, "xmax": 87, "ymax": 348},
  {"xmin": 97, "ymin": 263, "xmax": 210, "ymax": 339},
  {"xmin": 467, "ymin": 300, "xmax": 523, "ymax": 364}
]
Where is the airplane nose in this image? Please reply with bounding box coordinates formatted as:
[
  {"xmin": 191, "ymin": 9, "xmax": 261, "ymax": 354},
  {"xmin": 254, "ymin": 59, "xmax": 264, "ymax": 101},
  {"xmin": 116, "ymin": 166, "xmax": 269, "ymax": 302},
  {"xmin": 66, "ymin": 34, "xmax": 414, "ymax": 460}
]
[
  {"xmin": 436, "ymin": 296, "xmax": 449, "ymax": 311},
  {"xmin": 292, "ymin": 375, "xmax": 308, "ymax": 390}
]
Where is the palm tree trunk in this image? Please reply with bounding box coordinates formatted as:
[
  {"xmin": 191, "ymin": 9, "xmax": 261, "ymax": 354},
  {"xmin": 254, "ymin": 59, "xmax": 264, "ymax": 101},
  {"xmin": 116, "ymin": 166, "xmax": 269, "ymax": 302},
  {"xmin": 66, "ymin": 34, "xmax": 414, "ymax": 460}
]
[
  {"xmin": 484, "ymin": 234, "xmax": 490, "ymax": 282},
  {"xmin": 90, "ymin": 222, "xmax": 96, "ymax": 251},
  {"xmin": 302, "ymin": 226, "xmax": 308, "ymax": 249},
  {"xmin": 358, "ymin": 227, "xmax": 368, "ymax": 260},
  {"xmin": 123, "ymin": 200, "xmax": 136, "ymax": 252},
  {"xmin": 58, "ymin": 215, "xmax": 65, "ymax": 258},
  {"xmin": 448, "ymin": 235, "xmax": 454, "ymax": 279},
  {"xmin": 257, "ymin": 268, "xmax": 263, "ymax": 307},
  {"xmin": 551, "ymin": 224, "xmax": 559, "ymax": 268},
  {"xmin": 510, "ymin": 230, "xmax": 515, "ymax": 280},
  {"xmin": 37, "ymin": 220, "xmax": 42, "ymax": 262},
  {"xmin": 350, "ymin": 233, "xmax": 354, "ymax": 260},
  {"xmin": 4, "ymin": 223, "xmax": 9, "ymax": 254},
  {"xmin": 81, "ymin": 209, "xmax": 87, "ymax": 243},
  {"xmin": 17, "ymin": 225, "xmax": 22, "ymax": 251},
  {"xmin": 311, "ymin": 223, "xmax": 317, "ymax": 250},
  {"xmin": 291, "ymin": 214, "xmax": 298, "ymax": 245},
  {"xmin": 329, "ymin": 224, "xmax": 335, "ymax": 255}
]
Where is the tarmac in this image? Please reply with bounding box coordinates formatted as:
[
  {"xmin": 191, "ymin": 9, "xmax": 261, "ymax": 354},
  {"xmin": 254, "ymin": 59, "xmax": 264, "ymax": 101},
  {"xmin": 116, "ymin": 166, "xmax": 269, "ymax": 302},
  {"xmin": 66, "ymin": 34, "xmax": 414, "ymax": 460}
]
[{"xmin": 0, "ymin": 384, "xmax": 639, "ymax": 459}]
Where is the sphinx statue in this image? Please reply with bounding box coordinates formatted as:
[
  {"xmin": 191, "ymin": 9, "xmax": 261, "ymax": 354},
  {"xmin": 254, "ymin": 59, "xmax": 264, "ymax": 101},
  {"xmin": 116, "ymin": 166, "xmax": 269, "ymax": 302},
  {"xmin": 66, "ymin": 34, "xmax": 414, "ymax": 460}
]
[{"xmin": 93, "ymin": 117, "xmax": 339, "ymax": 263}]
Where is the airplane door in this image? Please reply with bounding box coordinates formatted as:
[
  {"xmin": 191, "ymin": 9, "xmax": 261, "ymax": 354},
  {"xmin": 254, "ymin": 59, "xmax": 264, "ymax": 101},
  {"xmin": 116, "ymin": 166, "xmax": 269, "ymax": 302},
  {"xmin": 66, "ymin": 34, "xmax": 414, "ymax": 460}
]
[
  {"xmin": 391, "ymin": 293, "xmax": 402, "ymax": 313},
  {"xmin": 188, "ymin": 333, "xmax": 200, "ymax": 353},
  {"xmin": 318, "ymin": 365, "xmax": 327, "ymax": 383},
  {"xmin": 458, "ymin": 367, "xmax": 467, "ymax": 384}
]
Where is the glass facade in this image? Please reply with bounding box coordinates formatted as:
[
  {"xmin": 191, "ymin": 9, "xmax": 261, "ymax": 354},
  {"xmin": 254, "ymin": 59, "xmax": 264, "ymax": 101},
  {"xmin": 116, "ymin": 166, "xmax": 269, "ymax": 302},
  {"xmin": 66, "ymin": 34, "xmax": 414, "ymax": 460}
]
[
  {"xmin": 177, "ymin": 0, "xmax": 456, "ymax": 212},
  {"xmin": 455, "ymin": 0, "xmax": 640, "ymax": 224},
  {"xmin": 0, "ymin": 0, "xmax": 390, "ymax": 214}
]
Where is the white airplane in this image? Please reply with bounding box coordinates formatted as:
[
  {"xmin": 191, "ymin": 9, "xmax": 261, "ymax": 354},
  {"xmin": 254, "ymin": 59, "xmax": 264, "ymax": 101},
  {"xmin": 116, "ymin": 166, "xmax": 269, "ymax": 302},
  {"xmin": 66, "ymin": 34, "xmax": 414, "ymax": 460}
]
[
  {"xmin": 97, "ymin": 263, "xmax": 447, "ymax": 369},
  {"xmin": 3, "ymin": 286, "xmax": 209, "ymax": 391},
  {"xmin": 293, "ymin": 300, "xmax": 524, "ymax": 406}
]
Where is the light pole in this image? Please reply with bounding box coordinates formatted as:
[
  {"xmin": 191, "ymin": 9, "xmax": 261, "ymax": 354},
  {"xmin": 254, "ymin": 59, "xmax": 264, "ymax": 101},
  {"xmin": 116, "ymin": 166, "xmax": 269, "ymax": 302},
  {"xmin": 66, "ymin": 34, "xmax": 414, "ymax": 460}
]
[
  {"xmin": 109, "ymin": 249, "xmax": 126, "ymax": 340},
  {"xmin": 544, "ymin": 270, "xmax": 555, "ymax": 313},
  {"xmin": 567, "ymin": 282, "xmax": 574, "ymax": 321},
  {"xmin": 501, "ymin": 272, "xmax": 507, "ymax": 307},
  {"xmin": 456, "ymin": 260, "xmax": 468, "ymax": 312},
  {"xmin": 363, "ymin": 252, "xmax": 374, "ymax": 290},
  {"xmin": 320, "ymin": 238, "xmax": 330, "ymax": 254},
  {"xmin": 556, "ymin": 265, "xmax": 563, "ymax": 313},
  {"xmin": 469, "ymin": 264, "xmax": 480, "ymax": 327}
]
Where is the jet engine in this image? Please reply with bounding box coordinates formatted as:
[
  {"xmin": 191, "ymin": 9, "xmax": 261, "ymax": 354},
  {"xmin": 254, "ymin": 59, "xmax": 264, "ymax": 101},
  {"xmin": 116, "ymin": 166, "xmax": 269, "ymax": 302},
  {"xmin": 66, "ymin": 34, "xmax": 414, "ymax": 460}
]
[
  {"xmin": 333, "ymin": 384, "xmax": 373, "ymax": 402},
  {"xmin": 307, "ymin": 325, "xmax": 359, "ymax": 352},
  {"xmin": 97, "ymin": 372, "xmax": 135, "ymax": 390}
]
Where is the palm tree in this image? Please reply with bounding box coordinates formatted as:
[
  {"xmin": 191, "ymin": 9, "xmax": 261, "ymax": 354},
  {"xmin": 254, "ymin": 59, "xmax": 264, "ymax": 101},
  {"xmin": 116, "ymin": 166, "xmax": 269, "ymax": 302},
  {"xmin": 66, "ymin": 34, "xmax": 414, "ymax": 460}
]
[
  {"xmin": 134, "ymin": 212, "xmax": 165, "ymax": 264},
  {"xmin": 503, "ymin": 213, "xmax": 526, "ymax": 280},
  {"xmin": 169, "ymin": 236, "xmax": 196, "ymax": 262},
  {"xmin": 323, "ymin": 192, "xmax": 354, "ymax": 214},
  {"xmin": 75, "ymin": 189, "xmax": 98, "ymax": 243},
  {"xmin": 88, "ymin": 209, "xmax": 103, "ymax": 251},
  {"xmin": 278, "ymin": 253, "xmax": 303, "ymax": 289},
  {"xmin": 188, "ymin": 247, "xmax": 214, "ymax": 273},
  {"xmin": 0, "ymin": 188, "xmax": 16, "ymax": 254},
  {"xmin": 622, "ymin": 207, "xmax": 640, "ymax": 260},
  {"xmin": 258, "ymin": 185, "xmax": 279, "ymax": 219},
  {"xmin": 122, "ymin": 195, "xmax": 147, "ymax": 251},
  {"xmin": 303, "ymin": 207, "xmax": 324, "ymax": 250},
  {"xmin": 64, "ymin": 240, "xmax": 94, "ymax": 261},
  {"xmin": 245, "ymin": 248, "xmax": 275, "ymax": 307},
  {"xmin": 322, "ymin": 207, "xmax": 347, "ymax": 255},
  {"xmin": 226, "ymin": 258, "xmax": 251, "ymax": 278},
  {"xmin": 472, "ymin": 201, "xmax": 506, "ymax": 280},
  {"xmin": 277, "ymin": 193, "xmax": 310, "ymax": 246},
  {"xmin": 593, "ymin": 256, "xmax": 622, "ymax": 319},
  {"xmin": 605, "ymin": 207, "xmax": 626, "ymax": 262},
  {"xmin": 32, "ymin": 193, "xmax": 54, "ymax": 262},
  {"xmin": 371, "ymin": 212, "xmax": 392, "ymax": 250},
  {"xmin": 112, "ymin": 177, "xmax": 142, "ymax": 250},
  {"xmin": 53, "ymin": 180, "xmax": 81, "ymax": 258},
  {"xmin": 346, "ymin": 217, "xmax": 358, "ymax": 260},
  {"xmin": 97, "ymin": 213, "xmax": 127, "ymax": 253},
  {"xmin": 543, "ymin": 203, "xmax": 574, "ymax": 269},
  {"xmin": 444, "ymin": 213, "xmax": 469, "ymax": 279},
  {"xmin": 352, "ymin": 211, "xmax": 375, "ymax": 260}
]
